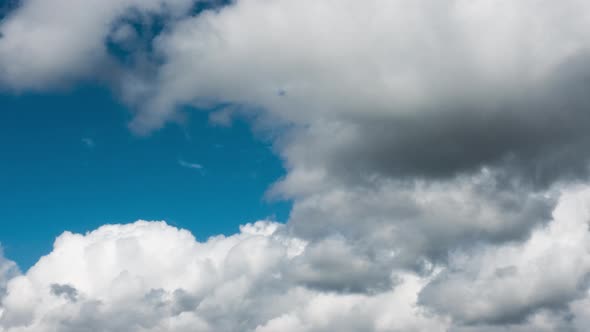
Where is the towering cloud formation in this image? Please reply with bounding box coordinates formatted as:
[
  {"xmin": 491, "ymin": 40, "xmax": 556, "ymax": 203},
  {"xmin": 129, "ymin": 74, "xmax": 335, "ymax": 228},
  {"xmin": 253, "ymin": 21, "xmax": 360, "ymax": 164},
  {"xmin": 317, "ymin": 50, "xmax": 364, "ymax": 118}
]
[{"xmin": 2, "ymin": 0, "xmax": 590, "ymax": 330}]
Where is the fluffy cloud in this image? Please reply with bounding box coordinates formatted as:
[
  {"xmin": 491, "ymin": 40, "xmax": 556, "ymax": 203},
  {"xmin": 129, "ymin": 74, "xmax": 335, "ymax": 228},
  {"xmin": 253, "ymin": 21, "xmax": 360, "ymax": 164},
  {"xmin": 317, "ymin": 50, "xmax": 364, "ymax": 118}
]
[
  {"xmin": 420, "ymin": 186, "xmax": 590, "ymax": 326},
  {"xmin": 283, "ymin": 169, "xmax": 553, "ymax": 267},
  {"xmin": 0, "ymin": 0, "xmax": 199, "ymax": 90},
  {"xmin": 123, "ymin": 0, "xmax": 590, "ymax": 275},
  {"xmin": 134, "ymin": 0, "xmax": 590, "ymax": 184},
  {"xmin": 1, "ymin": 187, "xmax": 590, "ymax": 331},
  {"xmin": 0, "ymin": 220, "xmax": 446, "ymax": 332}
]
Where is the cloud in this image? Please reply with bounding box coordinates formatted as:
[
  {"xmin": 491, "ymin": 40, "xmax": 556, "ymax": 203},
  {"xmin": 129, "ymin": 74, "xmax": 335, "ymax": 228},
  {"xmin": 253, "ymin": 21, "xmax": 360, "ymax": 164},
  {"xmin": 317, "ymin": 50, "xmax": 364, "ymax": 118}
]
[
  {"xmin": 282, "ymin": 168, "xmax": 555, "ymax": 271},
  {"xmin": 1, "ymin": 187, "xmax": 590, "ymax": 331},
  {"xmin": 419, "ymin": 186, "xmax": 590, "ymax": 326},
  {"xmin": 127, "ymin": 0, "xmax": 590, "ymax": 187},
  {"xmin": 115, "ymin": 0, "xmax": 590, "ymax": 274},
  {"xmin": 81, "ymin": 138, "xmax": 95, "ymax": 148},
  {"xmin": 0, "ymin": 0, "xmax": 197, "ymax": 90},
  {"xmin": 178, "ymin": 159, "xmax": 203, "ymax": 171},
  {"xmin": 0, "ymin": 220, "xmax": 444, "ymax": 331}
]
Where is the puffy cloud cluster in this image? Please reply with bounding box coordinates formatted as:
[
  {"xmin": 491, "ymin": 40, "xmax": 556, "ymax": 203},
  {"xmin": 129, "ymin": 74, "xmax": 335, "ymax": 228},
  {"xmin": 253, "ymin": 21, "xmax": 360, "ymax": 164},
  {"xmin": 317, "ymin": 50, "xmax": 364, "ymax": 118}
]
[
  {"xmin": 421, "ymin": 186, "xmax": 590, "ymax": 326},
  {"xmin": 1, "ymin": 188, "xmax": 590, "ymax": 331},
  {"xmin": 0, "ymin": 220, "xmax": 446, "ymax": 332},
  {"xmin": 136, "ymin": 0, "xmax": 590, "ymax": 177},
  {"xmin": 3, "ymin": 0, "xmax": 590, "ymax": 330},
  {"xmin": 0, "ymin": 0, "xmax": 202, "ymax": 90}
]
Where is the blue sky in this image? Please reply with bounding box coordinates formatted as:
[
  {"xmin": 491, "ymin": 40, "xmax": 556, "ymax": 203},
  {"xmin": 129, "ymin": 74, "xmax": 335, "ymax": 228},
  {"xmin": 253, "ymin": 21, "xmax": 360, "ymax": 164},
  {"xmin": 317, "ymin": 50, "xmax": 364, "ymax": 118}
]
[{"xmin": 0, "ymin": 85, "xmax": 290, "ymax": 269}]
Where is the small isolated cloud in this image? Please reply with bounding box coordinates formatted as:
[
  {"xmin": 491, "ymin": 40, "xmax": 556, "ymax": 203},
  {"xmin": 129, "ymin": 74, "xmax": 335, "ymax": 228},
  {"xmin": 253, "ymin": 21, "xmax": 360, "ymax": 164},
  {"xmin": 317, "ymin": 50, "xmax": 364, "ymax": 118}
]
[
  {"xmin": 81, "ymin": 138, "xmax": 95, "ymax": 148},
  {"xmin": 178, "ymin": 159, "xmax": 203, "ymax": 172}
]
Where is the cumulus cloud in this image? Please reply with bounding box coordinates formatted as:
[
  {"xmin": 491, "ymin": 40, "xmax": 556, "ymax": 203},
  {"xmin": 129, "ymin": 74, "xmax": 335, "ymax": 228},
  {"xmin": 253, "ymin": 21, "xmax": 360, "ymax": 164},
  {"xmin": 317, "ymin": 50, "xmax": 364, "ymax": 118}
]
[
  {"xmin": 130, "ymin": 0, "xmax": 590, "ymax": 185},
  {"xmin": 420, "ymin": 186, "xmax": 590, "ymax": 326},
  {"xmin": 3, "ymin": 0, "xmax": 590, "ymax": 330},
  {"xmin": 1, "ymin": 187, "xmax": 590, "ymax": 331},
  {"xmin": 117, "ymin": 0, "xmax": 590, "ymax": 280},
  {"xmin": 282, "ymin": 169, "xmax": 554, "ymax": 273},
  {"xmin": 0, "ymin": 220, "xmax": 445, "ymax": 331},
  {"xmin": 0, "ymin": 0, "xmax": 199, "ymax": 90}
]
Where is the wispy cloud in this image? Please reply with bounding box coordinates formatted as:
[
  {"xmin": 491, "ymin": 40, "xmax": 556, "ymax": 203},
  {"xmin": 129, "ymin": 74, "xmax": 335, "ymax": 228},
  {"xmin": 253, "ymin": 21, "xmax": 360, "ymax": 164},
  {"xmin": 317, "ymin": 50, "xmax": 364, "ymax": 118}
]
[
  {"xmin": 178, "ymin": 159, "xmax": 204, "ymax": 172},
  {"xmin": 81, "ymin": 138, "xmax": 95, "ymax": 148}
]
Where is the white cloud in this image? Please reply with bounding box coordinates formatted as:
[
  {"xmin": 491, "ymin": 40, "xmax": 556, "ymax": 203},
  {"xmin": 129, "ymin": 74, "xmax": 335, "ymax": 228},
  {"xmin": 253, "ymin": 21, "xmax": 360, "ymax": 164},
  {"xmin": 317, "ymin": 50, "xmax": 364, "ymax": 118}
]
[
  {"xmin": 129, "ymin": 0, "xmax": 590, "ymax": 132},
  {"xmin": 0, "ymin": 0, "xmax": 195, "ymax": 90},
  {"xmin": 0, "ymin": 220, "xmax": 446, "ymax": 331},
  {"xmin": 420, "ymin": 186, "xmax": 590, "ymax": 325},
  {"xmin": 119, "ymin": 0, "xmax": 590, "ymax": 277},
  {"xmin": 1, "ymin": 187, "xmax": 590, "ymax": 330},
  {"xmin": 178, "ymin": 159, "xmax": 204, "ymax": 171}
]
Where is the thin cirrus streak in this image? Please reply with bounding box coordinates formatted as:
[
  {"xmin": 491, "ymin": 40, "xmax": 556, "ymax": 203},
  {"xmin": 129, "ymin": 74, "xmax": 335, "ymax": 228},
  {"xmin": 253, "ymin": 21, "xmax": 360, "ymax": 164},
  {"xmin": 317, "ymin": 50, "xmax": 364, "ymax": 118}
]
[{"xmin": 178, "ymin": 159, "xmax": 204, "ymax": 170}]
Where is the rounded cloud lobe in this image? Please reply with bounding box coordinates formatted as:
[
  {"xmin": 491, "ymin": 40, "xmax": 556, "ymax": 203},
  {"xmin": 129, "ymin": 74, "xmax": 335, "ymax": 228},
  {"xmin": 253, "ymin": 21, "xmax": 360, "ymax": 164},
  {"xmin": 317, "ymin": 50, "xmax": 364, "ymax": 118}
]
[
  {"xmin": 0, "ymin": 0, "xmax": 196, "ymax": 90},
  {"xmin": 3, "ymin": 0, "xmax": 590, "ymax": 330}
]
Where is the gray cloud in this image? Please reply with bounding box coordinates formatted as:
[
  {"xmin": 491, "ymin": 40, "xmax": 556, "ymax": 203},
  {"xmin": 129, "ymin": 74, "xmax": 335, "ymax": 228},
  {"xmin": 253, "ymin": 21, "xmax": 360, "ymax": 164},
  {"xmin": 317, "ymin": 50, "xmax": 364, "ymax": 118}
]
[
  {"xmin": 309, "ymin": 54, "xmax": 590, "ymax": 188},
  {"xmin": 284, "ymin": 236, "xmax": 395, "ymax": 294},
  {"xmin": 283, "ymin": 170, "xmax": 554, "ymax": 272},
  {"xmin": 51, "ymin": 284, "xmax": 79, "ymax": 302},
  {"xmin": 419, "ymin": 188, "xmax": 590, "ymax": 326}
]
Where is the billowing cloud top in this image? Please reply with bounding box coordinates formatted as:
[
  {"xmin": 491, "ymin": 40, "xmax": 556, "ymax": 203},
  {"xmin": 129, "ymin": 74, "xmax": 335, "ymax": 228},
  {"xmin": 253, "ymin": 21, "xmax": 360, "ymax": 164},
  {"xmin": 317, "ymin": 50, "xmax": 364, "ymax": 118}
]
[{"xmin": 2, "ymin": 0, "xmax": 590, "ymax": 331}]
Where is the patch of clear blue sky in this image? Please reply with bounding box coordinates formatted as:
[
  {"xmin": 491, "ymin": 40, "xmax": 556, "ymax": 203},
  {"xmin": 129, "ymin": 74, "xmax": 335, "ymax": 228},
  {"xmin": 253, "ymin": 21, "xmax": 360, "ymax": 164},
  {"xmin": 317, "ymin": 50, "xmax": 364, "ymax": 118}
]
[{"xmin": 0, "ymin": 85, "xmax": 291, "ymax": 270}]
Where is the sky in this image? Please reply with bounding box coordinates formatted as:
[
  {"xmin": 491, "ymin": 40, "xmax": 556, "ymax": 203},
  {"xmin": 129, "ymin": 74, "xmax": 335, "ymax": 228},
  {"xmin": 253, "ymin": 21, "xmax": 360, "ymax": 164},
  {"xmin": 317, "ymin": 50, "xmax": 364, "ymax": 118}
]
[
  {"xmin": 0, "ymin": 85, "xmax": 289, "ymax": 269},
  {"xmin": 2, "ymin": 0, "xmax": 590, "ymax": 331}
]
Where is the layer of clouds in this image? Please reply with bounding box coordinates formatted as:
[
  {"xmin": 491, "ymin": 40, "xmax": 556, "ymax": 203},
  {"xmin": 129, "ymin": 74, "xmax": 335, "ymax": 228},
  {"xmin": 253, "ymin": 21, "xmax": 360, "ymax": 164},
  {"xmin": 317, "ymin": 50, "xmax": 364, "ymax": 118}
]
[
  {"xmin": 282, "ymin": 168, "xmax": 555, "ymax": 271},
  {"xmin": 3, "ymin": 0, "xmax": 590, "ymax": 330},
  {"xmin": 420, "ymin": 186, "xmax": 590, "ymax": 326},
  {"xmin": 123, "ymin": 0, "xmax": 590, "ymax": 291},
  {"xmin": 134, "ymin": 0, "xmax": 590, "ymax": 186},
  {"xmin": 1, "ymin": 188, "xmax": 590, "ymax": 331},
  {"xmin": 0, "ymin": 220, "xmax": 444, "ymax": 331}
]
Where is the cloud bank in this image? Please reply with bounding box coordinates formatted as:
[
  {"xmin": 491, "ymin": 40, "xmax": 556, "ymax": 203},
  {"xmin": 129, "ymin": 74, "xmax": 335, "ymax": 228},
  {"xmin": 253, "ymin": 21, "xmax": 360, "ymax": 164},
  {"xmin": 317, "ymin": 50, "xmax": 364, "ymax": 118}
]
[
  {"xmin": 1, "ymin": 188, "xmax": 590, "ymax": 331},
  {"xmin": 2, "ymin": 0, "xmax": 590, "ymax": 330}
]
